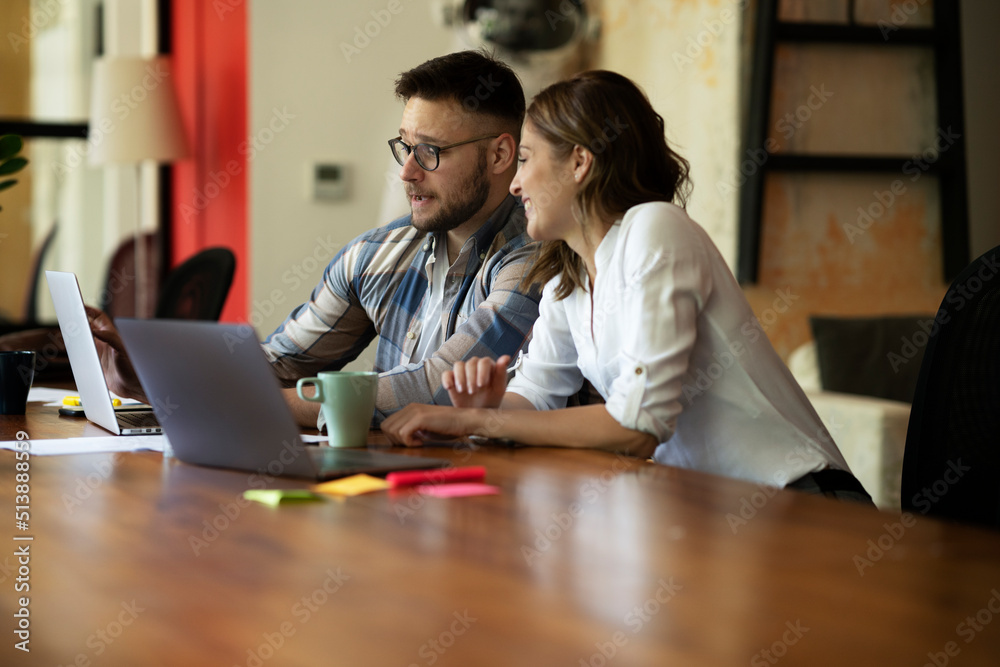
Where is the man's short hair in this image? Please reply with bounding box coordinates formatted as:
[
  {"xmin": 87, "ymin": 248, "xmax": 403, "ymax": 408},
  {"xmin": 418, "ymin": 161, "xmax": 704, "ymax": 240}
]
[{"xmin": 395, "ymin": 50, "xmax": 525, "ymax": 138}]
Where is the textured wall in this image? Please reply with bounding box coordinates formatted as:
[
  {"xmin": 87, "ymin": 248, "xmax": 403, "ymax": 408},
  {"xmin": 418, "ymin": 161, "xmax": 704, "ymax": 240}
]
[
  {"xmin": 598, "ymin": 0, "xmax": 742, "ymax": 266},
  {"xmin": 744, "ymin": 172, "xmax": 944, "ymax": 358}
]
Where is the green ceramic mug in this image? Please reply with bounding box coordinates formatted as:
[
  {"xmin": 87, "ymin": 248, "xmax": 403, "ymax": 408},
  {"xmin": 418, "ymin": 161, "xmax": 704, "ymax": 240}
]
[{"xmin": 296, "ymin": 371, "xmax": 378, "ymax": 448}]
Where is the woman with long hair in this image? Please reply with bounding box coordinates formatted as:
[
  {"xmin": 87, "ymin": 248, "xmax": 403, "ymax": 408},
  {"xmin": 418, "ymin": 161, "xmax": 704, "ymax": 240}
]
[{"xmin": 383, "ymin": 71, "xmax": 870, "ymax": 501}]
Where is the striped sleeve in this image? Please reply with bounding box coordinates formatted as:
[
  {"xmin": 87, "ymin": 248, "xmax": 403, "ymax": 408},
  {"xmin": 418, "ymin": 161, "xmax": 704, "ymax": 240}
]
[
  {"xmin": 374, "ymin": 238, "xmax": 540, "ymax": 422},
  {"xmin": 260, "ymin": 225, "xmax": 411, "ymax": 385}
]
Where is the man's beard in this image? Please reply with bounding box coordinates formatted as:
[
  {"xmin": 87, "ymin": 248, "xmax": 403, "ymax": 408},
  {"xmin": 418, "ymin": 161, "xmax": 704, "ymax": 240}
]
[{"xmin": 409, "ymin": 152, "xmax": 491, "ymax": 234}]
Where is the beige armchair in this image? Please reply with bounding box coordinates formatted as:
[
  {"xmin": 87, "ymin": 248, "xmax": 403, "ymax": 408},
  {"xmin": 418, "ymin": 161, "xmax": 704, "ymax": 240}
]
[{"xmin": 788, "ymin": 340, "xmax": 911, "ymax": 511}]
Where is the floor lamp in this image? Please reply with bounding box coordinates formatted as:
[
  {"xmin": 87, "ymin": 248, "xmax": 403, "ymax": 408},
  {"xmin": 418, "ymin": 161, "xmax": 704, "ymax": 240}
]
[{"xmin": 88, "ymin": 56, "xmax": 188, "ymax": 317}]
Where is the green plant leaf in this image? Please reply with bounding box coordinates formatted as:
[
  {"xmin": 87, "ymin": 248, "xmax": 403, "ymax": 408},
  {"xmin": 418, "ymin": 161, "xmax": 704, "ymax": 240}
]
[
  {"xmin": 0, "ymin": 135, "xmax": 23, "ymax": 161},
  {"xmin": 0, "ymin": 179, "xmax": 18, "ymax": 192},
  {"xmin": 0, "ymin": 157, "xmax": 28, "ymax": 176}
]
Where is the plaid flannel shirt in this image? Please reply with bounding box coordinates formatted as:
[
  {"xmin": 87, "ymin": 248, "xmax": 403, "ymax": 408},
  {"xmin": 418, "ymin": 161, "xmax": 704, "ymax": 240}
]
[{"xmin": 261, "ymin": 195, "xmax": 540, "ymax": 424}]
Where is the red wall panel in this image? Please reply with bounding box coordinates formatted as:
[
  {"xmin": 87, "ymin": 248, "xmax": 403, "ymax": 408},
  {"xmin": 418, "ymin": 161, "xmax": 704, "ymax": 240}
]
[{"xmin": 171, "ymin": 0, "xmax": 247, "ymax": 321}]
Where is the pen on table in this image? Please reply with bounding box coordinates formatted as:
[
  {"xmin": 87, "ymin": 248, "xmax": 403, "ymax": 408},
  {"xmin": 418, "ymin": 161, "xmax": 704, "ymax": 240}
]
[
  {"xmin": 63, "ymin": 395, "xmax": 121, "ymax": 407},
  {"xmin": 386, "ymin": 466, "xmax": 486, "ymax": 488}
]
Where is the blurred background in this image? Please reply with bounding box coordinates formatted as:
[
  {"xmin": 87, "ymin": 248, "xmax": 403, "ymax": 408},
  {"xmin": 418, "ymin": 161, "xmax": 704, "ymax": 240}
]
[{"xmin": 0, "ymin": 0, "xmax": 997, "ymax": 363}]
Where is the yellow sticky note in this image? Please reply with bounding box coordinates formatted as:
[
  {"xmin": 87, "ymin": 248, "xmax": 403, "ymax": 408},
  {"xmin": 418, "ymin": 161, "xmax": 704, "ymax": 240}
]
[
  {"xmin": 243, "ymin": 489, "xmax": 322, "ymax": 507},
  {"xmin": 63, "ymin": 396, "xmax": 121, "ymax": 407},
  {"xmin": 314, "ymin": 474, "xmax": 390, "ymax": 497}
]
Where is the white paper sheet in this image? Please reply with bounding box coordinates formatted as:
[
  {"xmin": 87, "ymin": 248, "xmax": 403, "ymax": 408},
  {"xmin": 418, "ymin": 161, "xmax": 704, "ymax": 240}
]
[
  {"xmin": 1, "ymin": 433, "xmax": 325, "ymax": 456},
  {"xmin": 26, "ymin": 386, "xmax": 71, "ymax": 404},
  {"xmin": 0, "ymin": 435, "xmax": 165, "ymax": 456}
]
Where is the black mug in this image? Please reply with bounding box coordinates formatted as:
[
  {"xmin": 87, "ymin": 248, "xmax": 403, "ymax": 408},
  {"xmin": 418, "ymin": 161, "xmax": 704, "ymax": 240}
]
[{"xmin": 0, "ymin": 351, "xmax": 36, "ymax": 415}]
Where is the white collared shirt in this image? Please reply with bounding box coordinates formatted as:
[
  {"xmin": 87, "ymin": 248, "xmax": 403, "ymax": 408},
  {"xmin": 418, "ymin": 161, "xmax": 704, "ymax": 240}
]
[{"xmin": 507, "ymin": 202, "xmax": 850, "ymax": 486}]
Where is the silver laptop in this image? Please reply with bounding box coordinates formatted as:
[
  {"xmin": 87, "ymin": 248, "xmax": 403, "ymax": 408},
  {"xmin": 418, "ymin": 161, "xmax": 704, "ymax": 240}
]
[
  {"xmin": 45, "ymin": 271, "xmax": 162, "ymax": 435},
  {"xmin": 116, "ymin": 318, "xmax": 449, "ymax": 480}
]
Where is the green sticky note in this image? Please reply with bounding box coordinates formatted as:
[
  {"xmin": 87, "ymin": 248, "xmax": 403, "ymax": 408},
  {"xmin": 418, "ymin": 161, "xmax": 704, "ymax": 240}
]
[{"xmin": 243, "ymin": 489, "xmax": 322, "ymax": 507}]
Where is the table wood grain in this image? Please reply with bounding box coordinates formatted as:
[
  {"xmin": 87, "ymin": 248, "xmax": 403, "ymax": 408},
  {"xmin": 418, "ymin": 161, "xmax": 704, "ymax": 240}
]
[{"xmin": 2, "ymin": 403, "xmax": 1000, "ymax": 666}]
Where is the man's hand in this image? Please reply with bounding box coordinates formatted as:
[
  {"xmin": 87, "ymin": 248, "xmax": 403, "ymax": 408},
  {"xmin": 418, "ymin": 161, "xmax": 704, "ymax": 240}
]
[
  {"xmin": 281, "ymin": 387, "xmax": 322, "ymax": 429},
  {"xmin": 443, "ymin": 355, "xmax": 510, "ymax": 409},
  {"xmin": 84, "ymin": 306, "xmax": 147, "ymax": 402}
]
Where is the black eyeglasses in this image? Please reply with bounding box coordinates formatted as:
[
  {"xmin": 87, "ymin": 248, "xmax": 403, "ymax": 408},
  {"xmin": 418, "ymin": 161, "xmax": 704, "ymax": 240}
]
[{"xmin": 388, "ymin": 135, "xmax": 499, "ymax": 171}]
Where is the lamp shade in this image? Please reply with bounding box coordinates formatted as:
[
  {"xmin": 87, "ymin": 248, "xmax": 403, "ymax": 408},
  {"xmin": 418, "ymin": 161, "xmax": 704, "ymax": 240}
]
[{"xmin": 88, "ymin": 56, "xmax": 188, "ymax": 165}]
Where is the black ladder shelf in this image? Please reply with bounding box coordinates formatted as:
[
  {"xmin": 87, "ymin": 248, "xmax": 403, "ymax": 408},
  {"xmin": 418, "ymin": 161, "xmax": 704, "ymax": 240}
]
[{"xmin": 737, "ymin": 0, "xmax": 969, "ymax": 283}]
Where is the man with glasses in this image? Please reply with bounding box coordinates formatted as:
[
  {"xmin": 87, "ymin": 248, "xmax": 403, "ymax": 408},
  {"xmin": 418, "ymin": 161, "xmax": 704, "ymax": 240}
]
[
  {"xmin": 260, "ymin": 50, "xmax": 539, "ymax": 428},
  {"xmin": 90, "ymin": 50, "xmax": 538, "ymax": 429}
]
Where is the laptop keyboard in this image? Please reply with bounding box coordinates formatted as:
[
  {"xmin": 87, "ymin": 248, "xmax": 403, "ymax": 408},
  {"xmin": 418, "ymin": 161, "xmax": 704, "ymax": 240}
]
[{"xmin": 117, "ymin": 411, "xmax": 161, "ymax": 428}]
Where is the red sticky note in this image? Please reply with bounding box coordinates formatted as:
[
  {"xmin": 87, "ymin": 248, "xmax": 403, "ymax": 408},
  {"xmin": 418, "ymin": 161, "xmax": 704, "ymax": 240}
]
[
  {"xmin": 415, "ymin": 482, "xmax": 500, "ymax": 498},
  {"xmin": 387, "ymin": 465, "xmax": 486, "ymax": 488}
]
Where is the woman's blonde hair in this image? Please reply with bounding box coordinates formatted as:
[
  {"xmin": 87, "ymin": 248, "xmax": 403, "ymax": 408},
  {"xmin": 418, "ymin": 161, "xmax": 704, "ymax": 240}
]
[{"xmin": 522, "ymin": 70, "xmax": 692, "ymax": 299}]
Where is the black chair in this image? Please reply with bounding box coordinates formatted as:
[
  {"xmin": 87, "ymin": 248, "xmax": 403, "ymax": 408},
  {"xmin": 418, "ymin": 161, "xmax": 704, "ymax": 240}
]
[
  {"xmin": 22, "ymin": 222, "xmax": 59, "ymax": 324},
  {"xmin": 0, "ymin": 244, "xmax": 235, "ymax": 383},
  {"xmin": 900, "ymin": 244, "xmax": 1000, "ymax": 529},
  {"xmin": 155, "ymin": 247, "xmax": 236, "ymax": 320},
  {"xmin": 98, "ymin": 231, "xmax": 161, "ymax": 319},
  {"xmin": 0, "ymin": 222, "xmax": 58, "ymax": 334}
]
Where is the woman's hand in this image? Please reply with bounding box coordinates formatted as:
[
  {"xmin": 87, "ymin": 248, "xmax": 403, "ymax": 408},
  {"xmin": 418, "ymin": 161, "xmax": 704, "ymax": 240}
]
[
  {"xmin": 84, "ymin": 306, "xmax": 148, "ymax": 402},
  {"xmin": 443, "ymin": 354, "xmax": 510, "ymax": 409},
  {"xmin": 381, "ymin": 404, "xmax": 480, "ymax": 447}
]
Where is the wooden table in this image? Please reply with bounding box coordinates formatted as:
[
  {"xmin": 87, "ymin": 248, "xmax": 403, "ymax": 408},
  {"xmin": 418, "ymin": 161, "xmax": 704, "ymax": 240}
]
[{"xmin": 2, "ymin": 404, "xmax": 1000, "ymax": 666}]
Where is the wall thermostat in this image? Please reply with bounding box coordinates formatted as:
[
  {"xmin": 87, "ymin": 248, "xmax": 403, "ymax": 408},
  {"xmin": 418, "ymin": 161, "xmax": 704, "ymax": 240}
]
[{"xmin": 312, "ymin": 163, "xmax": 349, "ymax": 201}]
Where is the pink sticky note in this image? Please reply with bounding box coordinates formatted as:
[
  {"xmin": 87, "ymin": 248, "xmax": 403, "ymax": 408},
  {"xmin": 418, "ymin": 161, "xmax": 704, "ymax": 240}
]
[{"xmin": 415, "ymin": 482, "xmax": 500, "ymax": 498}]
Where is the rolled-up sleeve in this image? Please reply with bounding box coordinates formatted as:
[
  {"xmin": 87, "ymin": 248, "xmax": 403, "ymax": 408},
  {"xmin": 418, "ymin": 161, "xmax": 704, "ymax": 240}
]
[
  {"xmin": 603, "ymin": 225, "xmax": 713, "ymax": 443},
  {"xmin": 261, "ymin": 242, "xmax": 376, "ymax": 385}
]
